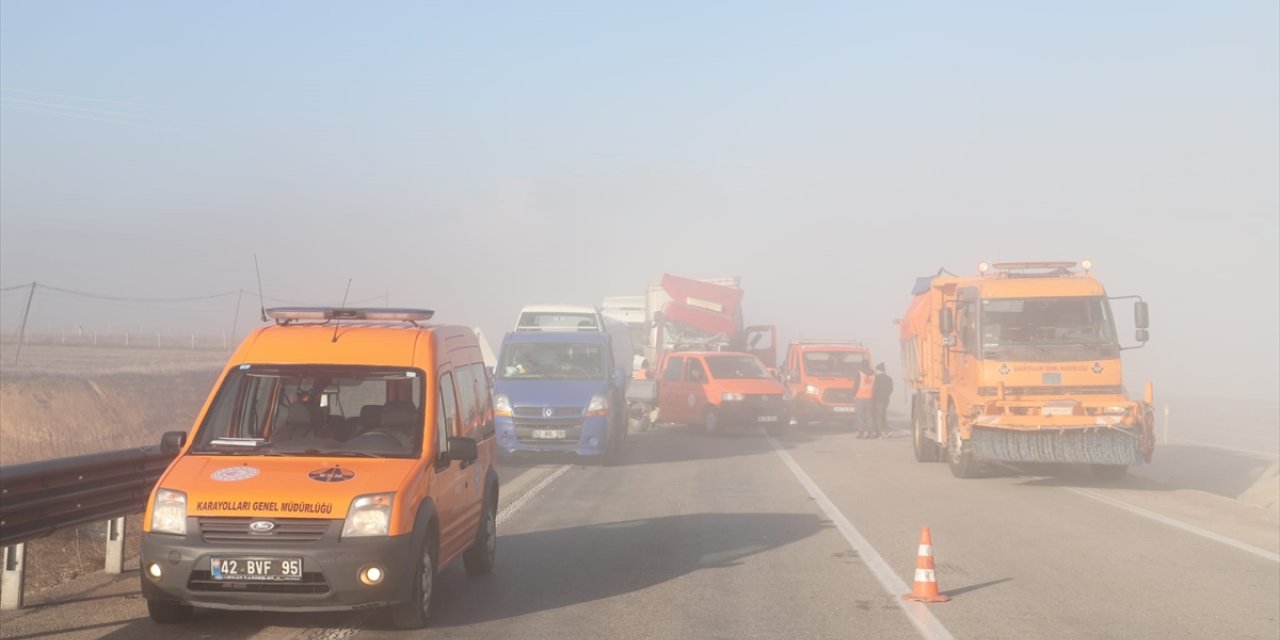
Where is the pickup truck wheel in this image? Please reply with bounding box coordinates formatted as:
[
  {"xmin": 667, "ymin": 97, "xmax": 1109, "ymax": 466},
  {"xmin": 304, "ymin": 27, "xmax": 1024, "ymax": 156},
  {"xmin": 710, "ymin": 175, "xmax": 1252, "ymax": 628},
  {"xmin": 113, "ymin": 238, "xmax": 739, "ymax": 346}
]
[
  {"xmin": 464, "ymin": 494, "xmax": 497, "ymax": 575},
  {"xmin": 703, "ymin": 409, "xmax": 721, "ymax": 436},
  {"xmin": 946, "ymin": 410, "xmax": 980, "ymax": 479},
  {"xmin": 147, "ymin": 600, "xmax": 193, "ymax": 624},
  {"xmin": 390, "ymin": 532, "xmax": 436, "ymax": 629}
]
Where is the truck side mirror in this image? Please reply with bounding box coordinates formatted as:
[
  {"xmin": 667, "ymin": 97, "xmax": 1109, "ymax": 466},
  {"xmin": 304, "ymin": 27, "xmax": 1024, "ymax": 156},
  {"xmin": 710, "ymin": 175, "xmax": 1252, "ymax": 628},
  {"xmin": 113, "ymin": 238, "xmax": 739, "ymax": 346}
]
[
  {"xmin": 1134, "ymin": 301, "xmax": 1149, "ymax": 330},
  {"xmin": 1135, "ymin": 328, "xmax": 1149, "ymax": 343},
  {"xmin": 939, "ymin": 308, "xmax": 955, "ymax": 335},
  {"xmin": 160, "ymin": 431, "xmax": 187, "ymax": 455}
]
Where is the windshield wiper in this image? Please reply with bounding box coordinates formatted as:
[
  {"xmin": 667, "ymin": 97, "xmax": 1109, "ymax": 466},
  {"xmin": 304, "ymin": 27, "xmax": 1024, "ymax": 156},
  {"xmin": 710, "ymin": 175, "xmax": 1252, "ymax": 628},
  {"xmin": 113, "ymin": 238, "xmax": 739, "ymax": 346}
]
[{"xmin": 302, "ymin": 449, "xmax": 385, "ymax": 458}]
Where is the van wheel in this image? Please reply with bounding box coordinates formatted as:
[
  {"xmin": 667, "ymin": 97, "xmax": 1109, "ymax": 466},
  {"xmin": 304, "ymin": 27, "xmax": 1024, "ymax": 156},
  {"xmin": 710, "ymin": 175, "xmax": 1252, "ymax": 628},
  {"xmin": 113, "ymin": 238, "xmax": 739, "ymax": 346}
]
[
  {"xmin": 147, "ymin": 600, "xmax": 193, "ymax": 624},
  {"xmin": 464, "ymin": 494, "xmax": 497, "ymax": 575},
  {"xmin": 390, "ymin": 532, "xmax": 436, "ymax": 629},
  {"xmin": 947, "ymin": 410, "xmax": 980, "ymax": 479},
  {"xmin": 703, "ymin": 409, "xmax": 721, "ymax": 436}
]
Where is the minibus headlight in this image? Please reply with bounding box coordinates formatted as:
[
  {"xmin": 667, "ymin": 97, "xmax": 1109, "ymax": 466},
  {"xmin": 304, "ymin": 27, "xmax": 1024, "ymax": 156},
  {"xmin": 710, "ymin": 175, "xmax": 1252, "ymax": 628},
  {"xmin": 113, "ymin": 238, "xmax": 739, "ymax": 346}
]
[
  {"xmin": 342, "ymin": 493, "xmax": 394, "ymax": 538},
  {"xmin": 494, "ymin": 394, "xmax": 512, "ymax": 417},
  {"xmin": 150, "ymin": 489, "xmax": 187, "ymax": 536},
  {"xmin": 586, "ymin": 394, "xmax": 608, "ymax": 416}
]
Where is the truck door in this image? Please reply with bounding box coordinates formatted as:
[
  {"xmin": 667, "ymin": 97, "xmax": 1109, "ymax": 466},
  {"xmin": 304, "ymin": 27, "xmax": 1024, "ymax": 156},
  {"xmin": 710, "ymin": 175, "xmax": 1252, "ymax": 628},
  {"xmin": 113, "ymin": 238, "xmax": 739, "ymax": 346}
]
[
  {"xmin": 658, "ymin": 356, "xmax": 686, "ymax": 424},
  {"xmin": 745, "ymin": 325, "xmax": 777, "ymax": 369}
]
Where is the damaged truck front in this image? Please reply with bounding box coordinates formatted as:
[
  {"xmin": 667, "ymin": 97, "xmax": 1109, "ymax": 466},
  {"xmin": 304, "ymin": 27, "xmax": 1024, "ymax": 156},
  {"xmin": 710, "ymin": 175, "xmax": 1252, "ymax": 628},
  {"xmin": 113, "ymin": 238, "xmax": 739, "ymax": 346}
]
[{"xmin": 899, "ymin": 261, "xmax": 1155, "ymax": 479}]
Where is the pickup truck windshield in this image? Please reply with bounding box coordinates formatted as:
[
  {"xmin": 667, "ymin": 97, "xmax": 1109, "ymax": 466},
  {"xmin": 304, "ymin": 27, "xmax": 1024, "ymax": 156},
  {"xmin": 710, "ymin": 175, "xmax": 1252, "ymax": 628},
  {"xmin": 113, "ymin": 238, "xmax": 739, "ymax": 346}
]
[
  {"xmin": 190, "ymin": 366, "xmax": 424, "ymax": 458},
  {"xmin": 979, "ymin": 296, "xmax": 1117, "ymax": 347},
  {"xmin": 705, "ymin": 355, "xmax": 771, "ymax": 379},
  {"xmin": 500, "ymin": 343, "xmax": 606, "ymax": 380},
  {"xmin": 802, "ymin": 351, "xmax": 868, "ymax": 377}
]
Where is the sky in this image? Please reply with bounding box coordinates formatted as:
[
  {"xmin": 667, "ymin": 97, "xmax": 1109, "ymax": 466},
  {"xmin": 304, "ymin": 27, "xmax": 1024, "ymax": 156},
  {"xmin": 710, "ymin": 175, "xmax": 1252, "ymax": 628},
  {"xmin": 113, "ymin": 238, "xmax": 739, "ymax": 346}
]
[{"xmin": 1, "ymin": 1, "xmax": 1277, "ymax": 401}]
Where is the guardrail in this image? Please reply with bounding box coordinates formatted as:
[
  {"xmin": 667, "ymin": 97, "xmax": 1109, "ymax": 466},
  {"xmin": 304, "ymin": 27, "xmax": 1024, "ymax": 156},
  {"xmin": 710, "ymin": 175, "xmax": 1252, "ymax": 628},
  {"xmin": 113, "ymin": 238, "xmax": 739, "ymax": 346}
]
[{"xmin": 0, "ymin": 446, "xmax": 175, "ymax": 610}]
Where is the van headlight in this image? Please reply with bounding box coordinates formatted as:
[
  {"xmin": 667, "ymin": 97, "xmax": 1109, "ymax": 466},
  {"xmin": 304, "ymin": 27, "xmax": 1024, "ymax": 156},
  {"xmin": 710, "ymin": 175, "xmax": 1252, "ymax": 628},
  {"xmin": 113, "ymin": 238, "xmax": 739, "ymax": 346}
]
[
  {"xmin": 586, "ymin": 394, "xmax": 608, "ymax": 416},
  {"xmin": 150, "ymin": 489, "xmax": 187, "ymax": 535},
  {"xmin": 722, "ymin": 392, "xmax": 745, "ymax": 402},
  {"xmin": 804, "ymin": 385, "xmax": 820, "ymax": 396},
  {"xmin": 494, "ymin": 394, "xmax": 512, "ymax": 416},
  {"xmin": 342, "ymin": 493, "xmax": 394, "ymax": 538}
]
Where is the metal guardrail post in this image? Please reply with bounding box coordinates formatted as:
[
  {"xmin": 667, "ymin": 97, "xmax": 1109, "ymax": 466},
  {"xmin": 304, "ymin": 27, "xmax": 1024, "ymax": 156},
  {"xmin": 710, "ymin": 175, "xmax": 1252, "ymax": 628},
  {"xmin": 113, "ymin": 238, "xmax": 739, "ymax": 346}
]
[
  {"xmin": 105, "ymin": 517, "xmax": 126, "ymax": 575},
  {"xmin": 1, "ymin": 543, "xmax": 26, "ymax": 610}
]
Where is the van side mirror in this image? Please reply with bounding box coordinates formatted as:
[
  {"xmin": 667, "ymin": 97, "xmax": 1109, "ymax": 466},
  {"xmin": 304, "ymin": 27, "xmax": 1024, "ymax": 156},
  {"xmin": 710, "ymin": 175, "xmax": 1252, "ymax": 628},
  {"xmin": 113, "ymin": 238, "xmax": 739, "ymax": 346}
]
[
  {"xmin": 160, "ymin": 431, "xmax": 187, "ymax": 455},
  {"xmin": 446, "ymin": 436, "xmax": 478, "ymax": 463},
  {"xmin": 1135, "ymin": 328, "xmax": 1149, "ymax": 343},
  {"xmin": 1134, "ymin": 301, "xmax": 1149, "ymax": 330},
  {"xmin": 939, "ymin": 308, "xmax": 955, "ymax": 335}
]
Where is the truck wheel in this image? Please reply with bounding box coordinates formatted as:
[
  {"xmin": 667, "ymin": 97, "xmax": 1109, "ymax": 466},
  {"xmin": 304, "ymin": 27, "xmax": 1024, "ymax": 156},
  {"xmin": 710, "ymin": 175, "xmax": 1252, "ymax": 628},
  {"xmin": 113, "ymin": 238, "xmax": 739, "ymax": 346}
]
[
  {"xmin": 464, "ymin": 492, "xmax": 497, "ymax": 575},
  {"xmin": 146, "ymin": 600, "xmax": 193, "ymax": 624},
  {"xmin": 913, "ymin": 414, "xmax": 941, "ymax": 463},
  {"xmin": 703, "ymin": 409, "xmax": 721, "ymax": 436},
  {"xmin": 946, "ymin": 410, "xmax": 980, "ymax": 479},
  {"xmin": 390, "ymin": 531, "xmax": 436, "ymax": 629},
  {"xmin": 1090, "ymin": 464, "xmax": 1128, "ymax": 481}
]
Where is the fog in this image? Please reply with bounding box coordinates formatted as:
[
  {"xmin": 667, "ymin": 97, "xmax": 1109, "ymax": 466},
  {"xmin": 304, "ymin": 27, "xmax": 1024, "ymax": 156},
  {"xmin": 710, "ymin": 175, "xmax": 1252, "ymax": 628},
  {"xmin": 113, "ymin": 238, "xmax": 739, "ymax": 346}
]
[{"xmin": 1, "ymin": 2, "xmax": 1277, "ymax": 401}]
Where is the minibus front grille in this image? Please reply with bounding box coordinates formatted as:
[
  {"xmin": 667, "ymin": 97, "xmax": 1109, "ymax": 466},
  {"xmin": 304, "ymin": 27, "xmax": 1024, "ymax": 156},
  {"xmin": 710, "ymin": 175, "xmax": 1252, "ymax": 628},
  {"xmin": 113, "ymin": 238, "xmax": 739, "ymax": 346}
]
[{"xmin": 198, "ymin": 518, "xmax": 332, "ymax": 544}]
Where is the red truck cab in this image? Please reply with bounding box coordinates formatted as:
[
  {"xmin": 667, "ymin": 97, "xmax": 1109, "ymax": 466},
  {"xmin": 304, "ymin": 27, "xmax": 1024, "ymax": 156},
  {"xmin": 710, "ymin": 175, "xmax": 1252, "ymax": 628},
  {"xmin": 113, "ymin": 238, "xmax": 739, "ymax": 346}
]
[
  {"xmin": 655, "ymin": 351, "xmax": 787, "ymax": 435},
  {"xmin": 778, "ymin": 341, "xmax": 871, "ymax": 429}
]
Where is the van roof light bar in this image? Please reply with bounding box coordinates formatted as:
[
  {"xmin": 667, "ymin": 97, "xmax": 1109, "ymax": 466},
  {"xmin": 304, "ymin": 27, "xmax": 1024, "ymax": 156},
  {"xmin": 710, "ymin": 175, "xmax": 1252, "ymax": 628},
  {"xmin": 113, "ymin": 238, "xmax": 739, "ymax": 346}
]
[
  {"xmin": 990, "ymin": 261, "xmax": 1077, "ymax": 271},
  {"xmin": 266, "ymin": 307, "xmax": 434, "ymax": 325}
]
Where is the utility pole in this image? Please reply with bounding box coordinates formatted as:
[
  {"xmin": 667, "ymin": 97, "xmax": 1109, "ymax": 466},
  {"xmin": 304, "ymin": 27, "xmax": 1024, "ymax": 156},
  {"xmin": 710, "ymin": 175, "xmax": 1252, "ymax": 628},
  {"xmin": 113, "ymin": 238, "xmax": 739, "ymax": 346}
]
[{"xmin": 13, "ymin": 282, "xmax": 36, "ymax": 364}]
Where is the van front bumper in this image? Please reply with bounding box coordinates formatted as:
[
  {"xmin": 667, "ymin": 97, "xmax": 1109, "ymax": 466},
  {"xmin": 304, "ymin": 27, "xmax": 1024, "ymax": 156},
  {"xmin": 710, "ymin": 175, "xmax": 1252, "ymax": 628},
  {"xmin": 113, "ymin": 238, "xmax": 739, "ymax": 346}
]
[{"xmin": 140, "ymin": 521, "xmax": 415, "ymax": 612}]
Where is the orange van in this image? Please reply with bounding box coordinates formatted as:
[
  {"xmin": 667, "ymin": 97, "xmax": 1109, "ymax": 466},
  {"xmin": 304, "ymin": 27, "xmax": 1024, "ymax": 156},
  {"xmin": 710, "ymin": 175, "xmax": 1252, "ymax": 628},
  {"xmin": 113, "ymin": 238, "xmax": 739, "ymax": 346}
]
[
  {"xmin": 140, "ymin": 308, "xmax": 498, "ymax": 630},
  {"xmin": 654, "ymin": 351, "xmax": 787, "ymax": 435},
  {"xmin": 778, "ymin": 341, "xmax": 871, "ymax": 429}
]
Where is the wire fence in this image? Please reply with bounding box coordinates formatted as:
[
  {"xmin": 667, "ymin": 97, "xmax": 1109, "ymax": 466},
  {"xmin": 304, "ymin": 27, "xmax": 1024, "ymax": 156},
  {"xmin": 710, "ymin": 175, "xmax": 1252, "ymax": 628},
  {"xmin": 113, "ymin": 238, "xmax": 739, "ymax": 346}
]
[{"xmin": 0, "ymin": 282, "xmax": 391, "ymax": 359}]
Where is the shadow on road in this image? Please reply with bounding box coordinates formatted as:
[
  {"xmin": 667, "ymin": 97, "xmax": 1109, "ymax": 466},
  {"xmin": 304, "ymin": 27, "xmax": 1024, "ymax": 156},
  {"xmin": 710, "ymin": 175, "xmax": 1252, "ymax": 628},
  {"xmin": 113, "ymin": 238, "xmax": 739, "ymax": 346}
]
[{"xmin": 425, "ymin": 512, "xmax": 829, "ymax": 629}]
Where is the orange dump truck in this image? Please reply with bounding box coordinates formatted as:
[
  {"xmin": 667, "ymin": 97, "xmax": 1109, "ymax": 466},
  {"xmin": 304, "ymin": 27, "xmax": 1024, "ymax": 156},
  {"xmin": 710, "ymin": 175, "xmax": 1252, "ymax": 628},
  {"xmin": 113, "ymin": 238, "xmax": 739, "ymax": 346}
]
[{"xmin": 899, "ymin": 261, "xmax": 1154, "ymax": 479}]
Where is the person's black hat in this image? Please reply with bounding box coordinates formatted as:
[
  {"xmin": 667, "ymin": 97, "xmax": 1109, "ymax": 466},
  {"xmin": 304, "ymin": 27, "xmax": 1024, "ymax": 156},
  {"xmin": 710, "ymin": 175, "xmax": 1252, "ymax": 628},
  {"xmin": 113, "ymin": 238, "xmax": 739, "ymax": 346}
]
[{"xmin": 875, "ymin": 363, "xmax": 886, "ymax": 372}]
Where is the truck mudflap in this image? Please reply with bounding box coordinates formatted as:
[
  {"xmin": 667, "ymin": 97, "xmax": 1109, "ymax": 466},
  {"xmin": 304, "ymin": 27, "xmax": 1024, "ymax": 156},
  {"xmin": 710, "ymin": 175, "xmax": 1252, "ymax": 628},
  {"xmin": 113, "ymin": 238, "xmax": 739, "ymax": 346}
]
[{"xmin": 971, "ymin": 426, "xmax": 1143, "ymax": 466}]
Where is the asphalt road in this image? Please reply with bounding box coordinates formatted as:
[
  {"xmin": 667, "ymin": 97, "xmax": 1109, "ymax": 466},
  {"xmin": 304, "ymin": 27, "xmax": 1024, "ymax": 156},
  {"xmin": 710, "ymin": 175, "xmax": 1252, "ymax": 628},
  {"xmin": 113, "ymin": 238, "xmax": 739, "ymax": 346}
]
[{"xmin": 3, "ymin": 420, "xmax": 1277, "ymax": 640}]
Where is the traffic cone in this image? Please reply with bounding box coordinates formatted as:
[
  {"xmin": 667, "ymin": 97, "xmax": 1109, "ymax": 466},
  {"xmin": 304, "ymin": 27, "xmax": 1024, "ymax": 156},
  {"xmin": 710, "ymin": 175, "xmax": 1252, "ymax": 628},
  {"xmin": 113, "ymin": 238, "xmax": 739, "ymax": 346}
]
[{"xmin": 902, "ymin": 526, "xmax": 951, "ymax": 603}]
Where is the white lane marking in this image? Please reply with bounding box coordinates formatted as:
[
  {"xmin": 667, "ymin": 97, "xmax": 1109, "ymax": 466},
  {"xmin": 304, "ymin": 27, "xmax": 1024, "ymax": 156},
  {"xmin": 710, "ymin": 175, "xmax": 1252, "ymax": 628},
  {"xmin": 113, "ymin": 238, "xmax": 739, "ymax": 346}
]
[
  {"xmin": 1065, "ymin": 487, "xmax": 1280, "ymax": 563},
  {"xmin": 497, "ymin": 464, "xmax": 571, "ymax": 525},
  {"xmin": 767, "ymin": 437, "xmax": 956, "ymax": 640}
]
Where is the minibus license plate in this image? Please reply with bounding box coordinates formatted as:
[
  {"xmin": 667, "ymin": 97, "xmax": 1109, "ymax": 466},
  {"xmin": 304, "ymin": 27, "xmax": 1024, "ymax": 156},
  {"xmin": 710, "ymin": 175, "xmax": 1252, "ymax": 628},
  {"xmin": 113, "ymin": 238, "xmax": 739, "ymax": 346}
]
[
  {"xmin": 211, "ymin": 557, "xmax": 302, "ymax": 581},
  {"xmin": 757, "ymin": 415, "xmax": 778, "ymax": 423},
  {"xmin": 532, "ymin": 429, "xmax": 567, "ymax": 440}
]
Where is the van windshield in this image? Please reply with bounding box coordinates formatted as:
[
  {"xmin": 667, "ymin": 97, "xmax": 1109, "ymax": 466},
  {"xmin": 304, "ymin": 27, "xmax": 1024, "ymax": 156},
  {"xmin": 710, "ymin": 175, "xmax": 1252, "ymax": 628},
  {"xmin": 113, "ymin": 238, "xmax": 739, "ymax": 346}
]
[
  {"xmin": 801, "ymin": 351, "xmax": 868, "ymax": 377},
  {"xmin": 499, "ymin": 343, "xmax": 606, "ymax": 380},
  {"xmin": 705, "ymin": 355, "xmax": 771, "ymax": 379},
  {"xmin": 189, "ymin": 366, "xmax": 425, "ymax": 458},
  {"xmin": 517, "ymin": 312, "xmax": 599, "ymax": 332}
]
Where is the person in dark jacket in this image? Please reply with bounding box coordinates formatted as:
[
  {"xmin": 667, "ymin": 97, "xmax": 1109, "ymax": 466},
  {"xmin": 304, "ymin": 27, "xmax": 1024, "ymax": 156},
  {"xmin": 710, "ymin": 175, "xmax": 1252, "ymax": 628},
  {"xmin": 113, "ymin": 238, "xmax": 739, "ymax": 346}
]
[{"xmin": 871, "ymin": 363, "xmax": 894, "ymax": 438}]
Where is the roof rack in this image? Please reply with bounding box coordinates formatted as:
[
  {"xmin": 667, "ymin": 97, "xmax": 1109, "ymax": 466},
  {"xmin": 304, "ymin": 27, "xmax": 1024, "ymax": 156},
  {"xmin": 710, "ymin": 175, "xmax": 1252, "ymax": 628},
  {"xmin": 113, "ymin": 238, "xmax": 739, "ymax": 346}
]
[
  {"xmin": 793, "ymin": 338, "xmax": 863, "ymax": 346},
  {"xmin": 266, "ymin": 307, "xmax": 434, "ymax": 325}
]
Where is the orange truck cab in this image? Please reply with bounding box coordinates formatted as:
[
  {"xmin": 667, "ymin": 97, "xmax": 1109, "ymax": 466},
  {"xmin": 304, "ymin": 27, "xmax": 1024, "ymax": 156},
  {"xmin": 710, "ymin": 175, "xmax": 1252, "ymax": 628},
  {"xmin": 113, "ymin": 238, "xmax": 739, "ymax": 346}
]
[
  {"xmin": 655, "ymin": 351, "xmax": 788, "ymax": 435},
  {"xmin": 778, "ymin": 341, "xmax": 872, "ymax": 428},
  {"xmin": 140, "ymin": 307, "xmax": 498, "ymax": 630}
]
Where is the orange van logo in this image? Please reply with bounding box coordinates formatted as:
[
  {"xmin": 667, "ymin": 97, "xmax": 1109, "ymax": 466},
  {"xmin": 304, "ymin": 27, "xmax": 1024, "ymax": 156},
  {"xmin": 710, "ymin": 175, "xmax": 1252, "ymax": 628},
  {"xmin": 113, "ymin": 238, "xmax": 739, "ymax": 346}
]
[
  {"xmin": 309, "ymin": 466, "xmax": 356, "ymax": 483},
  {"xmin": 211, "ymin": 467, "xmax": 260, "ymax": 482}
]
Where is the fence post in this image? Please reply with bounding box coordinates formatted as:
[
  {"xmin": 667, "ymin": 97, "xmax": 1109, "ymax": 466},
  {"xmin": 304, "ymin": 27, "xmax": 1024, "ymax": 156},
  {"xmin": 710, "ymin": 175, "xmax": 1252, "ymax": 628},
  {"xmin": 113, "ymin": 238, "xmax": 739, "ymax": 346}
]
[
  {"xmin": 105, "ymin": 517, "xmax": 126, "ymax": 574},
  {"xmin": 1, "ymin": 543, "xmax": 26, "ymax": 610}
]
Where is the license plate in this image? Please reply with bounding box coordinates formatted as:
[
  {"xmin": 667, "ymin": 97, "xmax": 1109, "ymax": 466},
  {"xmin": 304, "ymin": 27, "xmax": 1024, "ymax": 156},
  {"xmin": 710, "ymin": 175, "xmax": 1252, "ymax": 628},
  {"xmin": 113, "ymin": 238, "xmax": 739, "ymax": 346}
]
[
  {"xmin": 210, "ymin": 557, "xmax": 302, "ymax": 581},
  {"xmin": 832, "ymin": 406, "xmax": 857, "ymax": 413},
  {"xmin": 757, "ymin": 415, "xmax": 779, "ymax": 423},
  {"xmin": 532, "ymin": 429, "xmax": 567, "ymax": 439}
]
